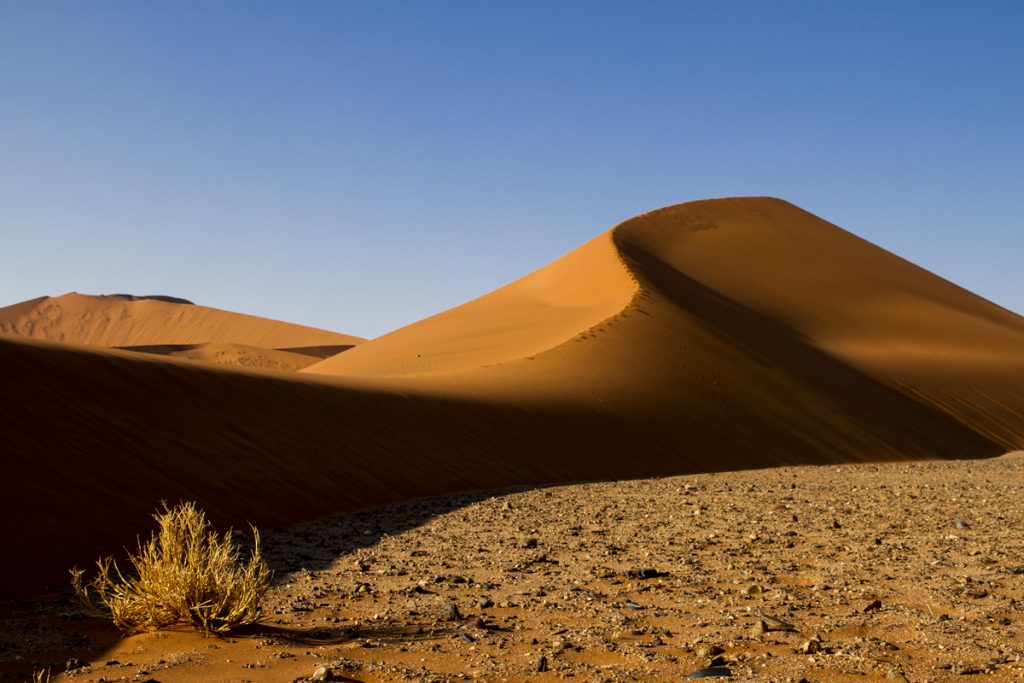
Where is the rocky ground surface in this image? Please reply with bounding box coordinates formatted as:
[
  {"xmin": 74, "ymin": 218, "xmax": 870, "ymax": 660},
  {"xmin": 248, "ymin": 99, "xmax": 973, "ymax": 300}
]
[{"xmin": 4, "ymin": 453, "xmax": 1024, "ymax": 682}]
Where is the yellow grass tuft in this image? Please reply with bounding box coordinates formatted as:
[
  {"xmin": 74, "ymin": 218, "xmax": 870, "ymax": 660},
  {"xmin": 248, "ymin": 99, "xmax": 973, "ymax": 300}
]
[{"xmin": 71, "ymin": 501, "xmax": 271, "ymax": 634}]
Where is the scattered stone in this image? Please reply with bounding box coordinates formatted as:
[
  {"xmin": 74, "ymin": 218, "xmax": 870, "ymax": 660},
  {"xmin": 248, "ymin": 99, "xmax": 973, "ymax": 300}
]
[
  {"xmin": 755, "ymin": 612, "xmax": 797, "ymax": 632},
  {"xmin": 66, "ymin": 658, "xmax": 87, "ymax": 671},
  {"xmin": 864, "ymin": 599, "xmax": 883, "ymax": 612},
  {"xmin": 627, "ymin": 568, "xmax": 668, "ymax": 579},
  {"xmin": 536, "ymin": 655, "xmax": 548, "ymax": 672},
  {"xmin": 462, "ymin": 615, "xmax": 488, "ymax": 630},
  {"xmin": 955, "ymin": 520, "xmax": 971, "ymax": 529},
  {"xmin": 952, "ymin": 663, "xmax": 984, "ymax": 675},
  {"xmin": 687, "ymin": 667, "xmax": 733, "ymax": 678},
  {"xmin": 311, "ymin": 665, "xmax": 334, "ymax": 681},
  {"xmin": 695, "ymin": 644, "xmax": 725, "ymax": 660},
  {"xmin": 521, "ymin": 537, "xmax": 539, "ymax": 549},
  {"xmin": 799, "ymin": 638, "xmax": 821, "ymax": 654},
  {"xmin": 751, "ymin": 620, "xmax": 768, "ymax": 636},
  {"xmin": 443, "ymin": 603, "xmax": 463, "ymax": 621}
]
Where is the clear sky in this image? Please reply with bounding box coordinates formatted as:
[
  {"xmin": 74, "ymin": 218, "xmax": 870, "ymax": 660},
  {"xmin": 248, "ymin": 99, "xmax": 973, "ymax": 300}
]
[{"xmin": 1, "ymin": 1, "xmax": 1021, "ymax": 337}]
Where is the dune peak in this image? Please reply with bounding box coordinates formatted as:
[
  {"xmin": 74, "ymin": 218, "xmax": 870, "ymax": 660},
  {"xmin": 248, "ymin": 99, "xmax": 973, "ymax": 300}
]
[{"xmin": 102, "ymin": 293, "xmax": 195, "ymax": 305}]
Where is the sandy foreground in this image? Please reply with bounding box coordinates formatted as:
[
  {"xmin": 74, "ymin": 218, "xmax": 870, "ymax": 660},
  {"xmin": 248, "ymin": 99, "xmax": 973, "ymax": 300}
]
[{"xmin": 5, "ymin": 453, "xmax": 1024, "ymax": 682}]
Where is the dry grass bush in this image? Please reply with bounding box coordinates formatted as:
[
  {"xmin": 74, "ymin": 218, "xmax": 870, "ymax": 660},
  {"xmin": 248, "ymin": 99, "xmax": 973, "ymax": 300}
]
[{"xmin": 71, "ymin": 501, "xmax": 271, "ymax": 634}]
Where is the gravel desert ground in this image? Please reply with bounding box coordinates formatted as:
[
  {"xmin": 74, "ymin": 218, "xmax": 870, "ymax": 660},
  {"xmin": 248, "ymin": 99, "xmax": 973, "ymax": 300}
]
[{"xmin": 5, "ymin": 453, "xmax": 1024, "ymax": 682}]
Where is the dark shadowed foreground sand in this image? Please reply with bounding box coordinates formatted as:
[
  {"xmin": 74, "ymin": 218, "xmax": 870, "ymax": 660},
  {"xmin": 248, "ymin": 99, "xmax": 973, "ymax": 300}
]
[{"xmin": 4, "ymin": 454, "xmax": 1024, "ymax": 682}]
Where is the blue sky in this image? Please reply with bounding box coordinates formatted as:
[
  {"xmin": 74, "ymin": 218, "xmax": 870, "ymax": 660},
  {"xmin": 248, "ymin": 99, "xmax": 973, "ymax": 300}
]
[{"xmin": 1, "ymin": 1, "xmax": 1021, "ymax": 337}]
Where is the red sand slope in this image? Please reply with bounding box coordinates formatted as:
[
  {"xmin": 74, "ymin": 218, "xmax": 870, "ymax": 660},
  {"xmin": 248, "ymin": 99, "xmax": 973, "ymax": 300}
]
[{"xmin": 1, "ymin": 198, "xmax": 1022, "ymax": 598}]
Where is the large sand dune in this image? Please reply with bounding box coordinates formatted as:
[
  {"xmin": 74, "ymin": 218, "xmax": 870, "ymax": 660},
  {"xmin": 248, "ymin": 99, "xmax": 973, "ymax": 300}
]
[
  {"xmin": 306, "ymin": 198, "xmax": 1024, "ymax": 446},
  {"xmin": 1, "ymin": 197, "xmax": 1022, "ymax": 599}
]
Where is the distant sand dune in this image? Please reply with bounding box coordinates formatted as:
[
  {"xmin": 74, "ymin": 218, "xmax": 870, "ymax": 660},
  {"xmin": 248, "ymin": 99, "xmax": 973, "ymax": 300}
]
[
  {"xmin": 1, "ymin": 197, "xmax": 1022, "ymax": 598},
  {"xmin": 0, "ymin": 292, "xmax": 362, "ymax": 349},
  {"xmin": 0, "ymin": 292, "xmax": 362, "ymax": 371}
]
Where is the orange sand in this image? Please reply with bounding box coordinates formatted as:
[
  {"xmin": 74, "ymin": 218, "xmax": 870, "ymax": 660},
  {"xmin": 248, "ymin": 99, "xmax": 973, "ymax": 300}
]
[{"xmin": 1, "ymin": 197, "xmax": 1022, "ymax": 599}]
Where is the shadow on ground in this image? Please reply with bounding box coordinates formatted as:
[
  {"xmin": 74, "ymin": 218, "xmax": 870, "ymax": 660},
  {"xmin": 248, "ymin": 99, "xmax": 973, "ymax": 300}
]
[
  {"xmin": 0, "ymin": 485, "xmax": 529, "ymax": 678},
  {"xmin": 258, "ymin": 487, "xmax": 526, "ymax": 577}
]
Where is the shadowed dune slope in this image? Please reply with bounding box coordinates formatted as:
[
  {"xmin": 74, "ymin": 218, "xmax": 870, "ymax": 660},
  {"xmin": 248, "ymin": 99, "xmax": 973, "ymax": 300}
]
[
  {"xmin": 0, "ymin": 292, "xmax": 363, "ymax": 349},
  {"xmin": 2, "ymin": 197, "xmax": 1023, "ymax": 597}
]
